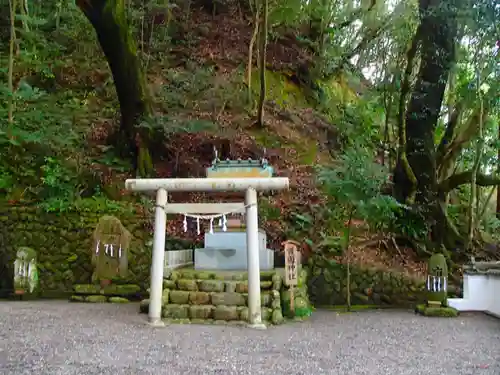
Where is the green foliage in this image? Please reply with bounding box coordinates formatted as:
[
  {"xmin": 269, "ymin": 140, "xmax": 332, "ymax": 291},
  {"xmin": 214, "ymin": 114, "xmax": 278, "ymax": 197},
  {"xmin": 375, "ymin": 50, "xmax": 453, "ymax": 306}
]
[
  {"xmin": 317, "ymin": 145, "xmax": 402, "ymax": 233},
  {"xmin": 481, "ymin": 215, "xmax": 500, "ymax": 242}
]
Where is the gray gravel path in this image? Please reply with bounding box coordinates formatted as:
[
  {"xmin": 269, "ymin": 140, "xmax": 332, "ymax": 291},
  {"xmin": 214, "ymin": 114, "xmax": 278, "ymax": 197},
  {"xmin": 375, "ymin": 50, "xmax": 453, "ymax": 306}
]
[{"xmin": 0, "ymin": 301, "xmax": 499, "ymax": 375}]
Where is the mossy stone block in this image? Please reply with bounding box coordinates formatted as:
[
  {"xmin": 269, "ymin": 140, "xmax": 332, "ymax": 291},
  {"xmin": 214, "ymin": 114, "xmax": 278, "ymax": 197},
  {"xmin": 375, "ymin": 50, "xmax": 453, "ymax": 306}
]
[
  {"xmin": 272, "ymin": 274, "xmax": 282, "ymax": 291},
  {"xmin": 74, "ymin": 284, "xmax": 101, "ymax": 294},
  {"xmin": 211, "ymin": 292, "xmax": 245, "ymax": 306},
  {"xmin": 196, "ymin": 271, "xmax": 216, "ymax": 280},
  {"xmin": 235, "ymin": 282, "xmax": 248, "ymax": 293},
  {"xmin": 261, "ymin": 307, "xmax": 272, "ymax": 321},
  {"xmin": 69, "ymin": 295, "xmax": 85, "ymax": 302},
  {"xmin": 163, "ymin": 280, "xmax": 176, "ymax": 289},
  {"xmin": 213, "ymin": 305, "xmax": 239, "ymax": 321},
  {"xmin": 189, "ymin": 305, "xmax": 213, "ymax": 319},
  {"xmin": 261, "ymin": 292, "xmax": 272, "ymax": 307},
  {"xmin": 177, "ymin": 279, "xmax": 198, "ymax": 291},
  {"xmin": 260, "ymin": 271, "xmax": 275, "ymax": 281},
  {"xmin": 271, "ymin": 299, "xmax": 281, "ymax": 309},
  {"xmin": 198, "ymin": 280, "xmax": 225, "ymax": 293},
  {"xmin": 415, "ymin": 304, "xmax": 458, "ymax": 317},
  {"xmin": 163, "ymin": 304, "xmax": 190, "ymax": 319},
  {"xmin": 162, "ymin": 289, "xmax": 170, "ymax": 305},
  {"xmin": 178, "ymin": 270, "xmax": 197, "ymax": 279},
  {"xmin": 169, "ymin": 290, "xmax": 190, "ymax": 304},
  {"xmin": 272, "ymin": 309, "xmax": 284, "ymax": 325},
  {"xmin": 229, "ymin": 272, "xmax": 246, "ymax": 281},
  {"xmin": 260, "ymin": 281, "xmax": 273, "ymax": 290},
  {"xmin": 109, "ymin": 297, "xmax": 129, "ymax": 303},
  {"xmin": 86, "ymin": 295, "xmax": 108, "ymax": 303},
  {"xmin": 239, "ymin": 307, "xmax": 249, "ymax": 322},
  {"xmin": 224, "ymin": 281, "xmax": 236, "ymax": 293},
  {"xmin": 189, "ymin": 291, "xmax": 210, "ymax": 305},
  {"xmin": 235, "ymin": 281, "xmax": 273, "ymax": 293}
]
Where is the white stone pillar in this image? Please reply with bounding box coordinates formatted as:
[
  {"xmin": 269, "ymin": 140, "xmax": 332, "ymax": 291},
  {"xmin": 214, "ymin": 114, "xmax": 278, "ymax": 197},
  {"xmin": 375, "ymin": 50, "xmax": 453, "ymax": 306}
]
[
  {"xmin": 245, "ymin": 187, "xmax": 266, "ymax": 329},
  {"xmin": 148, "ymin": 188, "xmax": 167, "ymax": 327}
]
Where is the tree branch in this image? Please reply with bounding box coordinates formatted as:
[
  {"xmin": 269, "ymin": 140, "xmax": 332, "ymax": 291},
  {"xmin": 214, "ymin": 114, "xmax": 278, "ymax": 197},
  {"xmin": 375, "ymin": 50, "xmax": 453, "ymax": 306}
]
[
  {"xmin": 435, "ymin": 101, "xmax": 463, "ymax": 165},
  {"xmin": 440, "ymin": 171, "xmax": 500, "ymax": 192}
]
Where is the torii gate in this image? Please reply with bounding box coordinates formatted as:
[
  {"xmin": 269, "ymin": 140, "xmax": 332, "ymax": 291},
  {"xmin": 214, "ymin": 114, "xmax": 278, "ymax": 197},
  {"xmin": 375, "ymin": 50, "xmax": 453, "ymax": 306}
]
[{"xmin": 125, "ymin": 176, "xmax": 289, "ymax": 329}]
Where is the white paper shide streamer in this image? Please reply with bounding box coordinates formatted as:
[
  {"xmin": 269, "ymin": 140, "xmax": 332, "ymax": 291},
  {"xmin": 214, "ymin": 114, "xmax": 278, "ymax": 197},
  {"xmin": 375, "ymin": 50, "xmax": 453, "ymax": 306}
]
[
  {"xmin": 179, "ymin": 203, "xmax": 254, "ymax": 235},
  {"xmin": 95, "ymin": 239, "xmax": 123, "ymax": 258}
]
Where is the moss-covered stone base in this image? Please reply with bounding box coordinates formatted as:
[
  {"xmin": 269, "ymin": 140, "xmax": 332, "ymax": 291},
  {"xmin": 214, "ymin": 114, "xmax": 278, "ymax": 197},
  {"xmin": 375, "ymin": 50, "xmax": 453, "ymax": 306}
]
[
  {"xmin": 139, "ymin": 268, "xmax": 311, "ymax": 325},
  {"xmin": 415, "ymin": 304, "xmax": 459, "ymax": 317},
  {"xmin": 70, "ymin": 295, "xmax": 130, "ymax": 303},
  {"xmin": 70, "ymin": 283, "xmax": 141, "ymax": 303}
]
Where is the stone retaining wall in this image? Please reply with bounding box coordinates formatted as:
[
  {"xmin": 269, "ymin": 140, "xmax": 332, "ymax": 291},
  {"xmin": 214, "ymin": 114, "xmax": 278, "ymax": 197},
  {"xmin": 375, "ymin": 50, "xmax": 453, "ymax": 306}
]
[
  {"xmin": 308, "ymin": 255, "xmax": 427, "ymax": 307},
  {"xmin": 0, "ymin": 202, "xmax": 193, "ymax": 295},
  {"xmin": 140, "ymin": 268, "xmax": 312, "ymax": 325}
]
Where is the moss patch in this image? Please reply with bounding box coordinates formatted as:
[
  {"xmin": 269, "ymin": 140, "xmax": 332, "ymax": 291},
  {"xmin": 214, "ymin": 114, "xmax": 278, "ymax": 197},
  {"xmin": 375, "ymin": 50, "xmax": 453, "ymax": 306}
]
[
  {"xmin": 249, "ymin": 69, "xmax": 308, "ymax": 109},
  {"xmin": 415, "ymin": 304, "xmax": 459, "ymax": 317}
]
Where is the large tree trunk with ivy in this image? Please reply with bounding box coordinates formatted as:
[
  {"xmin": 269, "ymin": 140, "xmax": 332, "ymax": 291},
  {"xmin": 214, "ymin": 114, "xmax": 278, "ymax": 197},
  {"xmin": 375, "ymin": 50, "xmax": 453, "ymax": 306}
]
[
  {"xmin": 77, "ymin": 0, "xmax": 153, "ymax": 176},
  {"xmin": 393, "ymin": 0, "xmax": 461, "ymax": 251}
]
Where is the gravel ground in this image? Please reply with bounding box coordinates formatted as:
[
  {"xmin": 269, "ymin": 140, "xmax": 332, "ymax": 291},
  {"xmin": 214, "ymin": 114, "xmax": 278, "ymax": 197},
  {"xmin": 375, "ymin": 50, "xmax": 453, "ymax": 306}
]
[{"xmin": 0, "ymin": 302, "xmax": 499, "ymax": 375}]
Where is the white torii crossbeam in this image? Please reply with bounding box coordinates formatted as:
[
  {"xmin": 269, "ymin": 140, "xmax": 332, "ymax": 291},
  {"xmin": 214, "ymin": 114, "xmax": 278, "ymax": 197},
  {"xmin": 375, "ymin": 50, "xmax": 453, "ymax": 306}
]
[{"xmin": 125, "ymin": 177, "xmax": 289, "ymax": 329}]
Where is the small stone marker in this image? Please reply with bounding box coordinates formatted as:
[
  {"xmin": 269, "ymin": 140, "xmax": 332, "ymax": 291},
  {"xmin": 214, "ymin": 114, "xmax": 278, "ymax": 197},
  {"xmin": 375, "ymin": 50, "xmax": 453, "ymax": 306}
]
[
  {"xmin": 426, "ymin": 253, "xmax": 448, "ymax": 307},
  {"xmin": 92, "ymin": 216, "xmax": 131, "ymax": 284},
  {"xmin": 283, "ymin": 240, "xmax": 300, "ymax": 312},
  {"xmin": 13, "ymin": 247, "xmax": 38, "ymax": 295}
]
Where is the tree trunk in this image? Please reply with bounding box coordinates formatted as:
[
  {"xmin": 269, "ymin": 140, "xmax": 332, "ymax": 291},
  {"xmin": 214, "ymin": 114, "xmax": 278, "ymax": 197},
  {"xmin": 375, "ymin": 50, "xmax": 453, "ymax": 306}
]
[
  {"xmin": 465, "ymin": 81, "xmax": 484, "ymax": 251},
  {"xmin": 256, "ymin": 0, "xmax": 267, "ymax": 127},
  {"xmin": 393, "ymin": 0, "xmax": 460, "ymax": 250},
  {"xmin": 247, "ymin": 2, "xmax": 259, "ymax": 104},
  {"xmin": 77, "ymin": 0, "xmax": 154, "ymax": 176},
  {"xmin": 7, "ymin": 0, "xmax": 16, "ymax": 125},
  {"xmin": 497, "ymin": 119, "xmax": 500, "ymax": 219}
]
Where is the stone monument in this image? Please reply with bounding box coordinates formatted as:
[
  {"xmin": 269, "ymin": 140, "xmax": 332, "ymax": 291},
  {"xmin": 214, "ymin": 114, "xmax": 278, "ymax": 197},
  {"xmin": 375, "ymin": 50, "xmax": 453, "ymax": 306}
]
[
  {"xmin": 426, "ymin": 253, "xmax": 448, "ymax": 307},
  {"xmin": 92, "ymin": 215, "xmax": 131, "ymax": 285},
  {"xmin": 415, "ymin": 253, "xmax": 458, "ymax": 317},
  {"xmin": 13, "ymin": 247, "xmax": 38, "ymax": 295}
]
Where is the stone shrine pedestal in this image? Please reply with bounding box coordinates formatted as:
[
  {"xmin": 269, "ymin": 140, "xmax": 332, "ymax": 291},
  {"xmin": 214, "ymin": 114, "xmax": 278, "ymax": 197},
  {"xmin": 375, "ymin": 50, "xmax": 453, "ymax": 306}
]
[{"xmin": 194, "ymin": 229, "xmax": 274, "ymax": 270}]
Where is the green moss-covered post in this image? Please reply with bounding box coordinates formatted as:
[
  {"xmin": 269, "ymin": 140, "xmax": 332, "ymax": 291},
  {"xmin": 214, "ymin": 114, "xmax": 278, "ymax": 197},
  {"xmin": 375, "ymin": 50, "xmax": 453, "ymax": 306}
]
[
  {"xmin": 92, "ymin": 216, "xmax": 131, "ymax": 285},
  {"xmin": 76, "ymin": 0, "xmax": 154, "ymax": 176},
  {"xmin": 13, "ymin": 247, "xmax": 39, "ymax": 296}
]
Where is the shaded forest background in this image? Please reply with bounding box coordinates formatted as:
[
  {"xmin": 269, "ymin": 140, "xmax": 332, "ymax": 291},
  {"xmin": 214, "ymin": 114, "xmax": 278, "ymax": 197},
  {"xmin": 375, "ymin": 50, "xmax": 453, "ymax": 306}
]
[{"xmin": 0, "ymin": 0, "xmax": 499, "ymax": 278}]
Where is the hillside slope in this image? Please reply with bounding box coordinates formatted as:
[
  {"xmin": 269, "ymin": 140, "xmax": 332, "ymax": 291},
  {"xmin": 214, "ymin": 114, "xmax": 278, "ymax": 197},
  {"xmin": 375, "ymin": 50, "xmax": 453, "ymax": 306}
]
[{"xmin": 1, "ymin": 3, "xmax": 426, "ymax": 277}]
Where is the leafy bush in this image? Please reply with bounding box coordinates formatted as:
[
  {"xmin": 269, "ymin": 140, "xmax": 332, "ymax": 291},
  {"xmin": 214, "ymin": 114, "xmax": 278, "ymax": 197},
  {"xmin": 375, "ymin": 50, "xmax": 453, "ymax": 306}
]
[{"xmin": 317, "ymin": 145, "xmax": 402, "ymax": 233}]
